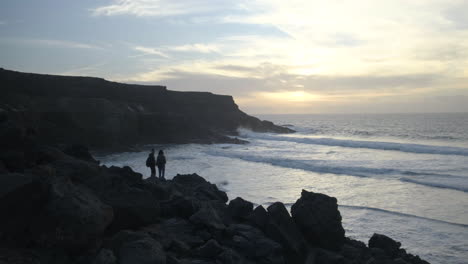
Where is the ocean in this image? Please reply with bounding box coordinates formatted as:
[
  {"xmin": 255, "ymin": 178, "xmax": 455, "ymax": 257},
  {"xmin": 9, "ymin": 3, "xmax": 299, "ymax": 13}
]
[{"xmin": 98, "ymin": 113, "xmax": 468, "ymax": 264}]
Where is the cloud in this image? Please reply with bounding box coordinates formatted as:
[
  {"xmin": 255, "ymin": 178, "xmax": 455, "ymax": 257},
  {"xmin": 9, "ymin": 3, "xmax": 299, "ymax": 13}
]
[
  {"xmin": 134, "ymin": 46, "xmax": 170, "ymax": 58},
  {"xmin": 92, "ymin": 0, "xmax": 246, "ymax": 17},
  {"xmin": 92, "ymin": 0, "xmax": 468, "ymax": 113},
  {"xmin": 0, "ymin": 37, "xmax": 102, "ymax": 49},
  {"xmin": 169, "ymin": 43, "xmax": 220, "ymax": 53}
]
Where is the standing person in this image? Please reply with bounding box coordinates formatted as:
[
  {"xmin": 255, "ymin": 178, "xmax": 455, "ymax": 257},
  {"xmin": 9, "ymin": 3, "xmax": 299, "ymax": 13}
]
[
  {"xmin": 146, "ymin": 149, "xmax": 156, "ymax": 178},
  {"xmin": 156, "ymin": 150, "xmax": 166, "ymax": 180}
]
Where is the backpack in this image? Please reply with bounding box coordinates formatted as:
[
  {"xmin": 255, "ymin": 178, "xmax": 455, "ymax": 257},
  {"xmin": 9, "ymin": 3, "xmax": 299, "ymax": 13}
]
[{"xmin": 145, "ymin": 156, "xmax": 151, "ymax": 167}]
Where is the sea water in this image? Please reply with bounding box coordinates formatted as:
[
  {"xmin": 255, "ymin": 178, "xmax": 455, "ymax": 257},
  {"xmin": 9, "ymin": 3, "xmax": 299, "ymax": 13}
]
[{"xmin": 98, "ymin": 113, "xmax": 468, "ymax": 264}]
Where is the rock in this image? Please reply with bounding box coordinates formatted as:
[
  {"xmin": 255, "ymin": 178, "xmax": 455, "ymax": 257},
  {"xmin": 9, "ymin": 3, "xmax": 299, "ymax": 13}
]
[
  {"xmin": 0, "ymin": 161, "xmax": 7, "ymax": 173},
  {"xmin": 216, "ymin": 248, "xmax": 244, "ymax": 264},
  {"xmin": 0, "ymin": 150, "xmax": 25, "ymax": 172},
  {"xmin": 160, "ymin": 195, "xmax": 200, "ymax": 219},
  {"xmin": 291, "ymin": 190, "xmax": 345, "ymax": 250},
  {"xmin": 118, "ymin": 237, "xmax": 166, "ymax": 264},
  {"xmin": 247, "ymin": 205, "xmax": 268, "ymax": 230},
  {"xmin": 196, "ymin": 239, "xmax": 223, "ymax": 258},
  {"xmin": 0, "ymin": 166, "xmax": 113, "ymax": 251},
  {"xmin": 0, "ymin": 172, "xmax": 47, "ymax": 247},
  {"xmin": 92, "ymin": 249, "xmax": 117, "ymax": 264},
  {"xmin": 63, "ymin": 144, "xmax": 99, "ymax": 163},
  {"xmin": 51, "ymin": 158, "xmax": 100, "ymax": 184},
  {"xmin": 368, "ymin": 233, "xmax": 401, "ymax": 258},
  {"xmin": 32, "ymin": 175, "xmax": 114, "ymax": 250},
  {"xmin": 172, "ymin": 174, "xmax": 228, "ymax": 203},
  {"xmin": 104, "ymin": 187, "xmax": 160, "ymax": 232},
  {"xmin": 33, "ymin": 146, "xmax": 70, "ymax": 165},
  {"xmin": 265, "ymin": 202, "xmax": 306, "ymax": 262},
  {"xmin": 169, "ymin": 239, "xmax": 191, "ymax": 255},
  {"xmin": 189, "ymin": 204, "xmax": 226, "ymax": 230},
  {"xmin": 0, "ymin": 248, "xmax": 71, "ymax": 264},
  {"xmin": 228, "ymin": 197, "xmax": 253, "ymax": 220},
  {"xmin": 0, "ymin": 173, "xmax": 32, "ymax": 198},
  {"xmin": 314, "ymin": 248, "xmax": 346, "ymax": 264},
  {"xmin": 142, "ymin": 218, "xmax": 205, "ymax": 249},
  {"xmin": 226, "ymin": 224, "xmax": 285, "ymax": 264},
  {"xmin": 340, "ymin": 238, "xmax": 370, "ymax": 262}
]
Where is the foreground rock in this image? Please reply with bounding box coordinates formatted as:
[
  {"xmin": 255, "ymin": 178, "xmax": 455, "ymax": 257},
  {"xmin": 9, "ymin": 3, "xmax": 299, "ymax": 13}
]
[
  {"xmin": 0, "ymin": 145, "xmax": 430, "ymax": 263},
  {"xmin": 291, "ymin": 189, "xmax": 345, "ymax": 250}
]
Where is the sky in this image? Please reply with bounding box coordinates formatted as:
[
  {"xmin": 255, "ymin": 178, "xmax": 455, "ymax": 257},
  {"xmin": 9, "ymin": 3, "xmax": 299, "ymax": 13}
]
[{"xmin": 1, "ymin": 0, "xmax": 468, "ymax": 114}]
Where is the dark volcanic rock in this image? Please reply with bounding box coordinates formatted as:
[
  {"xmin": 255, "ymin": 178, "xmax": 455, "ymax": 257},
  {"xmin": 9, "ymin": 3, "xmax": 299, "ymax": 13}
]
[
  {"xmin": 266, "ymin": 202, "xmax": 307, "ymax": 263},
  {"xmin": 368, "ymin": 233, "xmax": 401, "ymax": 258},
  {"xmin": 33, "ymin": 174, "xmax": 114, "ymax": 250},
  {"xmin": 225, "ymin": 224, "xmax": 285, "ymax": 264},
  {"xmin": 0, "ymin": 68, "xmax": 293, "ymax": 149},
  {"xmin": 172, "ymin": 173, "xmax": 228, "ymax": 203},
  {"xmin": 228, "ymin": 197, "xmax": 254, "ymax": 220},
  {"xmin": 107, "ymin": 230, "xmax": 165, "ymax": 264},
  {"xmin": 248, "ymin": 205, "xmax": 269, "ymax": 230},
  {"xmin": 0, "ymin": 138, "xmax": 431, "ymax": 264},
  {"xmin": 189, "ymin": 204, "xmax": 226, "ymax": 230},
  {"xmin": 63, "ymin": 144, "xmax": 99, "ymax": 163},
  {"xmin": 196, "ymin": 239, "xmax": 223, "ymax": 258},
  {"xmin": 92, "ymin": 248, "xmax": 117, "ymax": 264},
  {"xmin": 291, "ymin": 189, "xmax": 345, "ymax": 250}
]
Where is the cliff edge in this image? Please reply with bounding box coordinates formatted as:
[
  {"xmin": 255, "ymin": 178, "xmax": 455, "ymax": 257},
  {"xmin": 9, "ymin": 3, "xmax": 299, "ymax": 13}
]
[{"xmin": 0, "ymin": 68, "xmax": 292, "ymax": 149}]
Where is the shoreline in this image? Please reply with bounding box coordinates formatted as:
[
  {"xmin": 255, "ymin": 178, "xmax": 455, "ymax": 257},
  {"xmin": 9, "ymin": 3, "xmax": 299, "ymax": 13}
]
[{"xmin": 0, "ymin": 142, "xmax": 430, "ymax": 264}]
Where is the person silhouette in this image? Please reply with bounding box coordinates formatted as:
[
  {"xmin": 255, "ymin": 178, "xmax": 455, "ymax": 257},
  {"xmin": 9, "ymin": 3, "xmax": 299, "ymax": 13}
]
[
  {"xmin": 156, "ymin": 150, "xmax": 166, "ymax": 180},
  {"xmin": 146, "ymin": 149, "xmax": 156, "ymax": 178}
]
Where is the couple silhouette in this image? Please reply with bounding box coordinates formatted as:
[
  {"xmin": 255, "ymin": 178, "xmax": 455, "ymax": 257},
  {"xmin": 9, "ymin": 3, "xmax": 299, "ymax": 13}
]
[{"xmin": 146, "ymin": 149, "xmax": 166, "ymax": 179}]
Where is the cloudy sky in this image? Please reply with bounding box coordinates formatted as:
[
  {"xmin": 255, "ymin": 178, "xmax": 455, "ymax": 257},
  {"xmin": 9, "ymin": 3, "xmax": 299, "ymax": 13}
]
[{"xmin": 1, "ymin": 0, "xmax": 468, "ymax": 114}]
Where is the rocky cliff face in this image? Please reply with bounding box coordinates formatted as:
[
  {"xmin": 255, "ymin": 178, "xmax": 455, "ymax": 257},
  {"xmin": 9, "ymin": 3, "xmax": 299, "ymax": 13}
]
[{"xmin": 0, "ymin": 68, "xmax": 292, "ymax": 149}]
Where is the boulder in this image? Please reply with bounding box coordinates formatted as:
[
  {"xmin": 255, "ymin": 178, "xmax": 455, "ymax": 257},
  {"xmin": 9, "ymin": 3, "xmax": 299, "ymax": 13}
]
[
  {"xmin": 189, "ymin": 204, "xmax": 226, "ymax": 230},
  {"xmin": 32, "ymin": 174, "xmax": 114, "ymax": 250},
  {"xmin": 216, "ymin": 248, "xmax": 244, "ymax": 264},
  {"xmin": 104, "ymin": 187, "xmax": 160, "ymax": 232},
  {"xmin": 0, "ymin": 173, "xmax": 32, "ymax": 198},
  {"xmin": 291, "ymin": 190, "xmax": 345, "ymax": 250},
  {"xmin": 314, "ymin": 248, "xmax": 346, "ymax": 264},
  {"xmin": 172, "ymin": 174, "xmax": 228, "ymax": 203},
  {"xmin": 247, "ymin": 205, "xmax": 268, "ymax": 230},
  {"xmin": 0, "ymin": 161, "xmax": 7, "ymax": 173},
  {"xmin": 160, "ymin": 195, "xmax": 200, "ymax": 219},
  {"xmin": 32, "ymin": 146, "xmax": 70, "ymax": 165},
  {"xmin": 142, "ymin": 218, "xmax": 204, "ymax": 249},
  {"xmin": 196, "ymin": 239, "xmax": 223, "ymax": 258},
  {"xmin": 368, "ymin": 233, "xmax": 401, "ymax": 258},
  {"xmin": 63, "ymin": 144, "xmax": 99, "ymax": 163},
  {"xmin": 228, "ymin": 197, "xmax": 253, "ymax": 220},
  {"xmin": 92, "ymin": 249, "xmax": 117, "ymax": 264},
  {"xmin": 226, "ymin": 224, "xmax": 284, "ymax": 264},
  {"xmin": 265, "ymin": 202, "xmax": 306, "ymax": 262},
  {"xmin": 118, "ymin": 237, "xmax": 165, "ymax": 264}
]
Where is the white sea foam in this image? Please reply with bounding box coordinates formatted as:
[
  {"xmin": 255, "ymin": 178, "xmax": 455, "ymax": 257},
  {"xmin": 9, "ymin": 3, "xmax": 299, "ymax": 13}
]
[
  {"xmin": 239, "ymin": 131, "xmax": 468, "ymax": 156},
  {"xmin": 205, "ymin": 149, "xmax": 468, "ymax": 192}
]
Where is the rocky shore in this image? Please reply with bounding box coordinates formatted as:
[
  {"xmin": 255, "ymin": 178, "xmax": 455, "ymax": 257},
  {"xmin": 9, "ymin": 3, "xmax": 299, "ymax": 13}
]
[
  {"xmin": 0, "ymin": 138, "xmax": 430, "ymax": 263},
  {"xmin": 1, "ymin": 68, "xmax": 430, "ymax": 264}
]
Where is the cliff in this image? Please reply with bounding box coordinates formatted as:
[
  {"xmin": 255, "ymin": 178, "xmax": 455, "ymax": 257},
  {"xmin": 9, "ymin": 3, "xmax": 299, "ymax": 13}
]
[{"xmin": 0, "ymin": 68, "xmax": 292, "ymax": 149}]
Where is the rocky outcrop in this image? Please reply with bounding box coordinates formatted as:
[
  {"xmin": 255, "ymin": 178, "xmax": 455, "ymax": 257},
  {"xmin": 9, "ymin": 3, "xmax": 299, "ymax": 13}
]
[
  {"xmin": 0, "ymin": 68, "xmax": 293, "ymax": 149},
  {"xmin": 0, "ymin": 122, "xmax": 429, "ymax": 263},
  {"xmin": 291, "ymin": 189, "xmax": 345, "ymax": 250}
]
